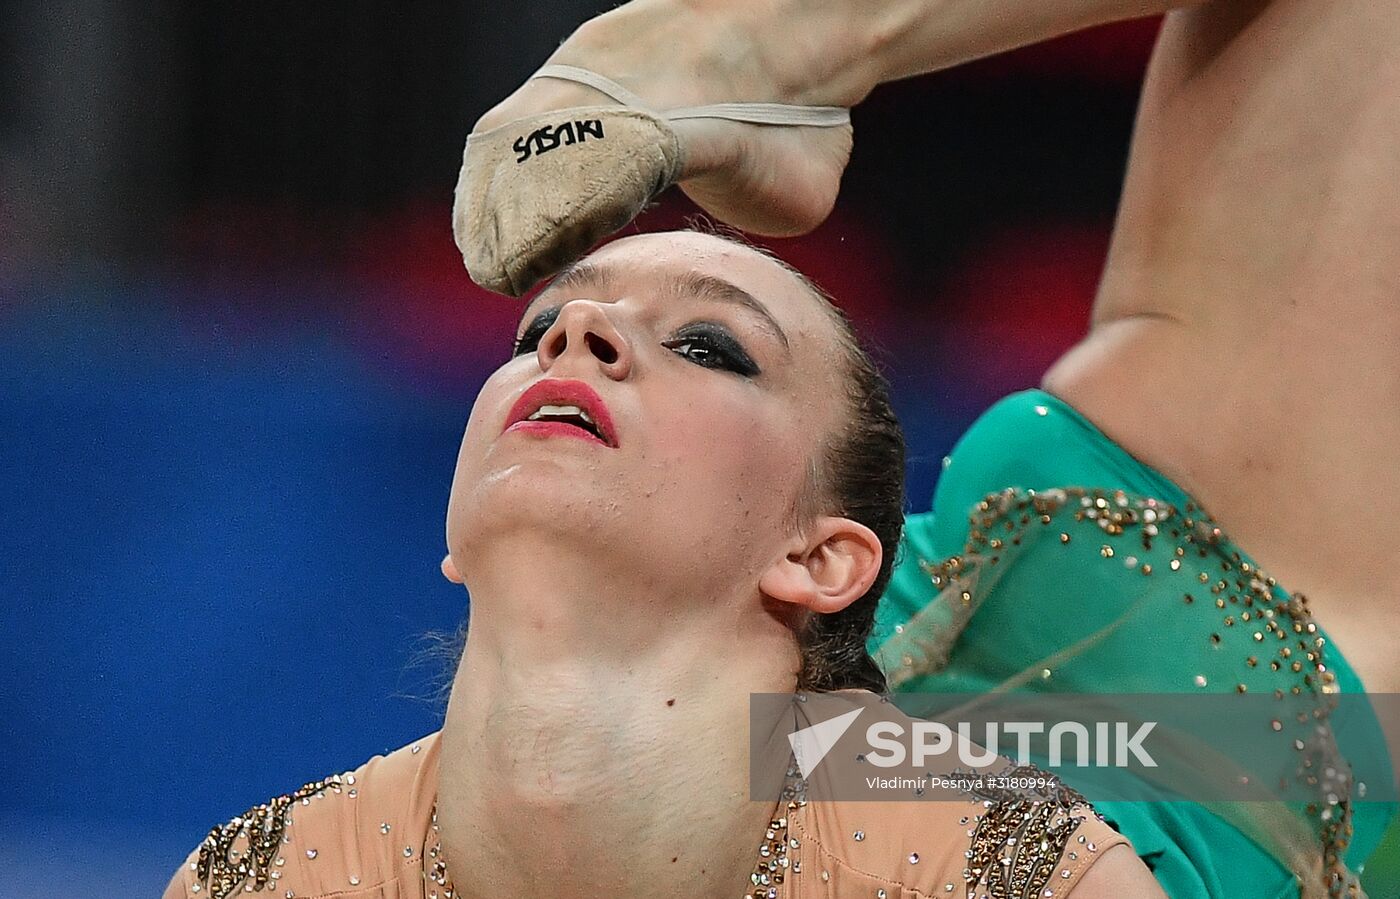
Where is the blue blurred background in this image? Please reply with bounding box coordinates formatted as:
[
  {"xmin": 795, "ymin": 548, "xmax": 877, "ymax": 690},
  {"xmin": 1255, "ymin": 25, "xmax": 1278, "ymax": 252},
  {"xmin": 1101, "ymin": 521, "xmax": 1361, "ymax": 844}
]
[{"xmin": 6, "ymin": 3, "xmax": 1393, "ymax": 896}]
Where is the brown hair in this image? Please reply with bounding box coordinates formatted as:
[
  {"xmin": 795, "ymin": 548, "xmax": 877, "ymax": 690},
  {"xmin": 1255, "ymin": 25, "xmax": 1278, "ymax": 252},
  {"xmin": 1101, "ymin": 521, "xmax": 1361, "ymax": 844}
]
[{"xmin": 726, "ymin": 236, "xmax": 905, "ymax": 694}]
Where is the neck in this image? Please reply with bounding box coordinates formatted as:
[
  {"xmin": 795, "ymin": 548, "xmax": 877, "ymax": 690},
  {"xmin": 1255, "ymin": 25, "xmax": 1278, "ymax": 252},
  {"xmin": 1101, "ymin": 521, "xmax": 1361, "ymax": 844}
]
[{"xmin": 435, "ymin": 534, "xmax": 800, "ymax": 898}]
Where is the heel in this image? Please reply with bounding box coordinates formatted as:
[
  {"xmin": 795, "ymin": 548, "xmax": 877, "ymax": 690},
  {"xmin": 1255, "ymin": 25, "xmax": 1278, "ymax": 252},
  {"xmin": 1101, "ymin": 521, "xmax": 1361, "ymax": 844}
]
[{"xmin": 453, "ymin": 66, "xmax": 849, "ymax": 296}]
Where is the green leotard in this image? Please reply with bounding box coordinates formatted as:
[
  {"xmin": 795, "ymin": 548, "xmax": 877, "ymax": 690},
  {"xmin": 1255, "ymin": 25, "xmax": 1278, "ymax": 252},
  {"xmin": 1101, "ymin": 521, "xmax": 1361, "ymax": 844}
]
[{"xmin": 869, "ymin": 389, "xmax": 1395, "ymax": 898}]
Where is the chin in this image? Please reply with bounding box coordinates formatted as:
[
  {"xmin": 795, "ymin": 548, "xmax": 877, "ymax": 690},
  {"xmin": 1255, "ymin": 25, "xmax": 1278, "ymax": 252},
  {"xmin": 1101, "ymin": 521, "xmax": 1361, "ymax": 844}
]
[{"xmin": 448, "ymin": 464, "xmax": 627, "ymax": 553}]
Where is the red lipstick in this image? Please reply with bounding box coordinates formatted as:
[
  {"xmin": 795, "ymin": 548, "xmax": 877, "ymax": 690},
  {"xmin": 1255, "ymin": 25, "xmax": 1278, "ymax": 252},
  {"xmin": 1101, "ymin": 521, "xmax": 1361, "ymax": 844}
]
[{"xmin": 503, "ymin": 379, "xmax": 619, "ymax": 448}]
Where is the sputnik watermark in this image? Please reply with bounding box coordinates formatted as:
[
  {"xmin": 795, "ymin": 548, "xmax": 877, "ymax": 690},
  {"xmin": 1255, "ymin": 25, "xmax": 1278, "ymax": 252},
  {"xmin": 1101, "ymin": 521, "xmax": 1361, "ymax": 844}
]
[
  {"xmin": 754, "ymin": 691, "xmax": 1400, "ymax": 804},
  {"xmin": 787, "ymin": 707, "xmax": 1156, "ymax": 780},
  {"xmin": 788, "ymin": 708, "xmax": 863, "ymax": 778},
  {"xmin": 862, "ymin": 720, "xmax": 1158, "ymax": 769}
]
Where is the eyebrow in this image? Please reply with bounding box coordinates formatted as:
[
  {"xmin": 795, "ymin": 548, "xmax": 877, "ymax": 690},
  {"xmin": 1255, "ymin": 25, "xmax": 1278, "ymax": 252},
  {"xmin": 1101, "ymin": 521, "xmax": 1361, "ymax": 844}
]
[{"xmin": 520, "ymin": 261, "xmax": 792, "ymax": 357}]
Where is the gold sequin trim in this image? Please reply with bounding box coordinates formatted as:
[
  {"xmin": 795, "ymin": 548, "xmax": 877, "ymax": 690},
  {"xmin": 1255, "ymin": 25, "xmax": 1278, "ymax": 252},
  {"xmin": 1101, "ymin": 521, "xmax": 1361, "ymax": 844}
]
[
  {"xmin": 745, "ymin": 762, "xmax": 809, "ymax": 898},
  {"xmin": 883, "ymin": 486, "xmax": 1362, "ymax": 896},
  {"xmin": 961, "ymin": 767, "xmax": 1092, "ymax": 899},
  {"xmin": 195, "ymin": 776, "xmax": 342, "ymax": 898},
  {"xmin": 423, "ymin": 807, "xmax": 455, "ymax": 898}
]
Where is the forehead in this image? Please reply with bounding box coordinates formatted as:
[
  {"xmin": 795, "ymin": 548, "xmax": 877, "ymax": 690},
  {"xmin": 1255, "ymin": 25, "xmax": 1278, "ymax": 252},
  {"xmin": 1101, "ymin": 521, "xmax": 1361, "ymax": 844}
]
[{"xmin": 533, "ymin": 232, "xmax": 836, "ymax": 342}]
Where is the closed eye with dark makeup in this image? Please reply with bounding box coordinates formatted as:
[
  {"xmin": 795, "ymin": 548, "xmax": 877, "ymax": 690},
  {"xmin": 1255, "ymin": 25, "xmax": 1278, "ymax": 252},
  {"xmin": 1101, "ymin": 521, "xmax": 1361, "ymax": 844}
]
[{"xmin": 511, "ymin": 306, "xmax": 762, "ymax": 378}]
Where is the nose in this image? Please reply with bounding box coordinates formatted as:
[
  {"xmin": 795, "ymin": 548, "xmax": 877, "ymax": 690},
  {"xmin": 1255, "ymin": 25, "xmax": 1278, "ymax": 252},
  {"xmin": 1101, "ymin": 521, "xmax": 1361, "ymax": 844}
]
[{"xmin": 536, "ymin": 300, "xmax": 632, "ymax": 380}]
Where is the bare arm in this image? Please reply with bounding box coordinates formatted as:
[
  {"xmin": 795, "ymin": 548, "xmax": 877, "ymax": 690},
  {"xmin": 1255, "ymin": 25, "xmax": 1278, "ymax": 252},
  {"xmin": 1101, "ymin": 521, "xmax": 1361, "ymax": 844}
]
[{"xmin": 1071, "ymin": 843, "xmax": 1169, "ymax": 898}]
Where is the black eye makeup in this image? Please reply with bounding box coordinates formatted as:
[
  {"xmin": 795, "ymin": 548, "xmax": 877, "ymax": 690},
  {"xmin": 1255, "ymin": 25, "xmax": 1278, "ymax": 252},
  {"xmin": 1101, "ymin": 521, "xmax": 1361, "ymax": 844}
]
[
  {"xmin": 510, "ymin": 307, "xmax": 762, "ymax": 378},
  {"xmin": 661, "ymin": 323, "xmax": 761, "ymax": 377},
  {"xmin": 511, "ymin": 306, "xmax": 559, "ymax": 358}
]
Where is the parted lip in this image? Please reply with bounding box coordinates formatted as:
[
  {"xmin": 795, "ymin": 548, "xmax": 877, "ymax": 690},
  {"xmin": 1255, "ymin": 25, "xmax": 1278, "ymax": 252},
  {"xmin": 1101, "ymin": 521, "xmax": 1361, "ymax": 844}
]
[{"xmin": 504, "ymin": 378, "xmax": 619, "ymax": 447}]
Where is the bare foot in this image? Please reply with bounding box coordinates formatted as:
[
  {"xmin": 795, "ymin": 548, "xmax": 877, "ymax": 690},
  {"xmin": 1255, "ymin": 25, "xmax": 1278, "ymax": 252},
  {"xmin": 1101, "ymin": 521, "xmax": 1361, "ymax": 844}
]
[{"xmin": 471, "ymin": 0, "xmax": 855, "ymax": 237}]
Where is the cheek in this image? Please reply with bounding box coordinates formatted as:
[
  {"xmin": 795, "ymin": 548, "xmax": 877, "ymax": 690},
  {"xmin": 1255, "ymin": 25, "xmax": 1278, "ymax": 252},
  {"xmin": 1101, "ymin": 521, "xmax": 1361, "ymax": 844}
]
[
  {"xmin": 647, "ymin": 388, "xmax": 808, "ymax": 518},
  {"xmin": 459, "ymin": 386, "xmax": 502, "ymax": 455},
  {"xmin": 446, "ymin": 373, "xmax": 517, "ymax": 507},
  {"xmin": 451, "ymin": 389, "xmax": 497, "ymax": 478},
  {"xmin": 459, "ymin": 363, "xmax": 529, "ymax": 452}
]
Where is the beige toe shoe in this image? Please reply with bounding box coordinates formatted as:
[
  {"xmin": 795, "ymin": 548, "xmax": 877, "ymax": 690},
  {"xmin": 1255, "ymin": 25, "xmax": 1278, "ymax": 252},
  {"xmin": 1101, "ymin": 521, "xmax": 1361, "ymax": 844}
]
[{"xmin": 453, "ymin": 65, "xmax": 848, "ymax": 297}]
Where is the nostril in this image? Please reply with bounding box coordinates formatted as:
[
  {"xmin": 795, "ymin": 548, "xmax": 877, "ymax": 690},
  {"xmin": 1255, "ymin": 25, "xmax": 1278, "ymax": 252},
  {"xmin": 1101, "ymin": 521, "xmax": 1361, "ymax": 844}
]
[{"xmin": 585, "ymin": 332, "xmax": 619, "ymax": 364}]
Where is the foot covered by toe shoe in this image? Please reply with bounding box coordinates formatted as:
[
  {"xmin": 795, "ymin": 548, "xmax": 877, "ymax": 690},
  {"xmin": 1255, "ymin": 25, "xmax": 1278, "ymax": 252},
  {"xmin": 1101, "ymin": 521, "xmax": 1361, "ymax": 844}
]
[{"xmin": 453, "ymin": 66, "xmax": 848, "ymax": 297}]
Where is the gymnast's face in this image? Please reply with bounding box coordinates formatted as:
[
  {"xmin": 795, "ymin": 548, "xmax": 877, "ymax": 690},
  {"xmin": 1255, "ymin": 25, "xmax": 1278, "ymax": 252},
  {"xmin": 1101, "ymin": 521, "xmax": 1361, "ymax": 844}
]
[{"xmin": 445, "ymin": 231, "xmax": 850, "ymax": 596}]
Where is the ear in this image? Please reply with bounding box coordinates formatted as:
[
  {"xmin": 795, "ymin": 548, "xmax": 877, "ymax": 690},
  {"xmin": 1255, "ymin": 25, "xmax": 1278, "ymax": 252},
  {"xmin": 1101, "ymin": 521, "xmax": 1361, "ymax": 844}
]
[
  {"xmin": 758, "ymin": 516, "xmax": 882, "ymax": 615},
  {"xmin": 440, "ymin": 553, "xmax": 464, "ymax": 585}
]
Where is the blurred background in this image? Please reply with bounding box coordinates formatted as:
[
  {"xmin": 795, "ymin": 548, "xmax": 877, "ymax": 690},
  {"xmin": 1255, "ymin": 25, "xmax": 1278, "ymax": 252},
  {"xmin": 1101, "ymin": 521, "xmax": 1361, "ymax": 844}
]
[{"xmin": 2, "ymin": 2, "xmax": 1394, "ymax": 896}]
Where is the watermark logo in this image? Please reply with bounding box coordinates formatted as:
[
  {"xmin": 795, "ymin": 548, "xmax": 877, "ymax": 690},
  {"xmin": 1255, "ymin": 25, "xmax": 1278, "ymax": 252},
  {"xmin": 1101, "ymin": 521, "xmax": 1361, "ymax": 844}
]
[
  {"xmin": 750, "ymin": 692, "xmax": 1398, "ymax": 804},
  {"xmin": 788, "ymin": 707, "xmax": 862, "ymax": 778},
  {"xmin": 864, "ymin": 720, "xmax": 1158, "ymax": 769},
  {"xmin": 786, "ymin": 706, "xmax": 1156, "ymax": 776}
]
